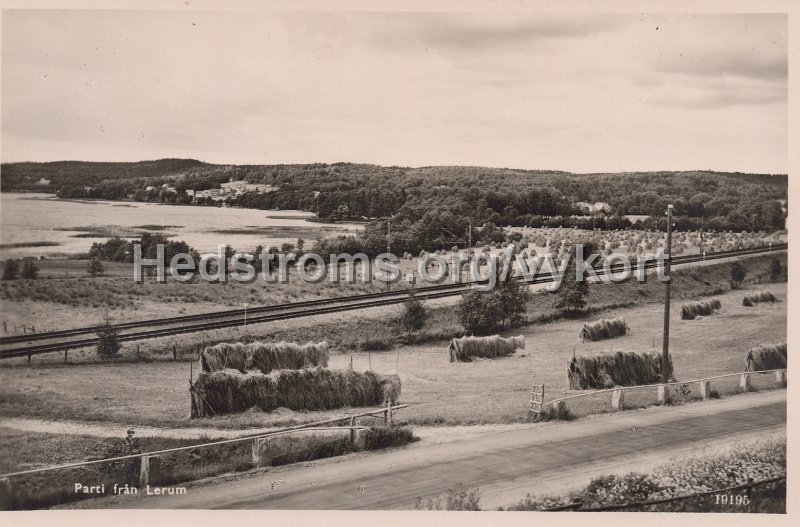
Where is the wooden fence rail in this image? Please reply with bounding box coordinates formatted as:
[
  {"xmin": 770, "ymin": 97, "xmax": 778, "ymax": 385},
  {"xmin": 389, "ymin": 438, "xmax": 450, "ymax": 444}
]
[
  {"xmin": 546, "ymin": 369, "xmax": 786, "ymax": 409},
  {"xmin": 0, "ymin": 403, "xmax": 411, "ymax": 480}
]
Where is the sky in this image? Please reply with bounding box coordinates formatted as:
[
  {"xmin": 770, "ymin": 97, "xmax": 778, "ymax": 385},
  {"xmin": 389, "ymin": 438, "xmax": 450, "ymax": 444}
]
[{"xmin": 0, "ymin": 10, "xmax": 788, "ymax": 173}]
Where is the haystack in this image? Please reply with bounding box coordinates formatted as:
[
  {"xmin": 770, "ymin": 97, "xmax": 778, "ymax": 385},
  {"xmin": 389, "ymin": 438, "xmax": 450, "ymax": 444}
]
[
  {"xmin": 190, "ymin": 367, "xmax": 401, "ymax": 417},
  {"xmin": 680, "ymin": 298, "xmax": 721, "ymax": 320},
  {"xmin": 247, "ymin": 341, "xmax": 329, "ymax": 374},
  {"xmin": 579, "ymin": 317, "xmax": 630, "ymax": 342},
  {"xmin": 448, "ymin": 335, "xmax": 525, "ymax": 362},
  {"xmin": 567, "ymin": 351, "xmax": 672, "ymax": 390},
  {"xmin": 742, "ymin": 291, "xmax": 777, "ymax": 307},
  {"xmin": 199, "ymin": 342, "xmax": 249, "ymax": 373},
  {"xmin": 199, "ymin": 340, "xmax": 328, "ymax": 373},
  {"xmin": 745, "ymin": 342, "xmax": 786, "ymax": 371}
]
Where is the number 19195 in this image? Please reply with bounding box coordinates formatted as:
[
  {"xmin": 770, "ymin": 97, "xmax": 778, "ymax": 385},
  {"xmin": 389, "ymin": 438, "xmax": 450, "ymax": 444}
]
[{"xmin": 714, "ymin": 494, "xmax": 750, "ymax": 506}]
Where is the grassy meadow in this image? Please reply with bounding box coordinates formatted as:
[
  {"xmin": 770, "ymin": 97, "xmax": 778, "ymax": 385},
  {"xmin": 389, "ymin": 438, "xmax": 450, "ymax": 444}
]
[{"xmin": 0, "ymin": 278, "xmax": 786, "ymax": 428}]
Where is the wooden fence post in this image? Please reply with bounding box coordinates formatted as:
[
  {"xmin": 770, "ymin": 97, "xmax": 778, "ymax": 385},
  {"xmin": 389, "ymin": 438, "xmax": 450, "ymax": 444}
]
[
  {"xmin": 699, "ymin": 379, "xmax": 709, "ymax": 399},
  {"xmin": 173, "ymin": 345, "xmax": 177, "ymax": 361},
  {"xmin": 252, "ymin": 438, "xmax": 272, "ymax": 469},
  {"xmin": 739, "ymin": 373, "xmax": 750, "ymax": 392},
  {"xmin": 776, "ymin": 370, "xmax": 786, "ymax": 384},
  {"xmin": 611, "ymin": 388, "xmax": 624, "ymax": 410},
  {"xmin": 386, "ymin": 400, "xmax": 393, "ymax": 426},
  {"xmin": 139, "ymin": 455, "xmax": 162, "ymax": 487},
  {"xmin": 0, "ymin": 477, "xmax": 11, "ymax": 509},
  {"xmin": 657, "ymin": 384, "xmax": 666, "ymax": 404},
  {"xmin": 64, "ymin": 348, "xmax": 68, "ymax": 363}
]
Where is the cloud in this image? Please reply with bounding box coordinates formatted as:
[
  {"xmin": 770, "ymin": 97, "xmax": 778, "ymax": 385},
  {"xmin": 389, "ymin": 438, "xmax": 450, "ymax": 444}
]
[
  {"xmin": 371, "ymin": 14, "xmax": 629, "ymax": 52},
  {"xmin": 655, "ymin": 48, "xmax": 787, "ymax": 81},
  {"xmin": 647, "ymin": 76, "xmax": 786, "ymax": 109}
]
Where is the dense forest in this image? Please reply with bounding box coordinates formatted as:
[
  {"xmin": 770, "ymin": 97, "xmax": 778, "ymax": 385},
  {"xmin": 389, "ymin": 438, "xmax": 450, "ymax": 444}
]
[{"xmin": 1, "ymin": 160, "xmax": 787, "ymax": 255}]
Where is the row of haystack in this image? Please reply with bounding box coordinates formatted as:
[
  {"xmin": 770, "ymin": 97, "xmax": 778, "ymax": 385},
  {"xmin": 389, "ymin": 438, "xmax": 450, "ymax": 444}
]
[
  {"xmin": 448, "ymin": 335, "xmax": 525, "ymax": 362},
  {"xmin": 746, "ymin": 342, "xmax": 787, "ymax": 372},
  {"xmin": 567, "ymin": 351, "xmax": 672, "ymax": 390},
  {"xmin": 680, "ymin": 299, "xmax": 722, "ymax": 320},
  {"xmin": 579, "ymin": 317, "xmax": 630, "ymax": 342},
  {"xmin": 191, "ymin": 367, "xmax": 401, "ymax": 418},
  {"xmin": 200, "ymin": 341, "xmax": 329, "ymax": 374},
  {"xmin": 742, "ymin": 291, "xmax": 777, "ymax": 307}
]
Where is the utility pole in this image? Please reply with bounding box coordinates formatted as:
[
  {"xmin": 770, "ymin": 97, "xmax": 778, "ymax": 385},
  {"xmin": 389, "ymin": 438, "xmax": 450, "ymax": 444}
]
[
  {"xmin": 662, "ymin": 204, "xmax": 673, "ymax": 383},
  {"xmin": 386, "ymin": 220, "xmax": 391, "ymax": 292},
  {"xmin": 467, "ymin": 222, "xmax": 472, "ymax": 288}
]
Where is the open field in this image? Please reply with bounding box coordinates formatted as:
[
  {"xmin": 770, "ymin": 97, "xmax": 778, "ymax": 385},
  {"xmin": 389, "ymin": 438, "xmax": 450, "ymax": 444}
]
[
  {"xmin": 0, "ymin": 250, "xmax": 785, "ymax": 361},
  {"xmin": 0, "ymin": 280, "xmax": 785, "ymax": 428}
]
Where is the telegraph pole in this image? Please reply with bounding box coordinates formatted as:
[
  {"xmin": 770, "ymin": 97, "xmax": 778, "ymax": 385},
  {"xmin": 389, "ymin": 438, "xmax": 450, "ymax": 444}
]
[
  {"xmin": 467, "ymin": 222, "xmax": 472, "ymax": 287},
  {"xmin": 386, "ymin": 220, "xmax": 391, "ymax": 292},
  {"xmin": 662, "ymin": 204, "xmax": 673, "ymax": 383}
]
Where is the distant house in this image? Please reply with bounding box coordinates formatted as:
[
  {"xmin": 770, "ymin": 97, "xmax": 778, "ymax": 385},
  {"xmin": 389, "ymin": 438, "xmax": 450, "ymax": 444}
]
[
  {"xmin": 35, "ymin": 178, "xmax": 51, "ymax": 186},
  {"xmin": 220, "ymin": 180, "xmax": 278, "ymax": 195},
  {"xmin": 576, "ymin": 201, "xmax": 611, "ymax": 214},
  {"xmin": 185, "ymin": 189, "xmax": 196, "ymax": 197},
  {"xmin": 221, "ymin": 181, "xmax": 247, "ymax": 194},
  {"xmin": 145, "ymin": 185, "xmax": 156, "ymax": 191}
]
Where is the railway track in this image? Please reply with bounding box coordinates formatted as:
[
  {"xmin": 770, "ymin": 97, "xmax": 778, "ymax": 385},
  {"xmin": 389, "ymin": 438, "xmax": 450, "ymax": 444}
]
[{"xmin": 0, "ymin": 244, "xmax": 786, "ymax": 359}]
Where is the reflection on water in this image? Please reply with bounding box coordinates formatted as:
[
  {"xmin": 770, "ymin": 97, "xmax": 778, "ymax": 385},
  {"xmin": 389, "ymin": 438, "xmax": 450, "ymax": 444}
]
[{"xmin": 0, "ymin": 193, "xmax": 363, "ymax": 258}]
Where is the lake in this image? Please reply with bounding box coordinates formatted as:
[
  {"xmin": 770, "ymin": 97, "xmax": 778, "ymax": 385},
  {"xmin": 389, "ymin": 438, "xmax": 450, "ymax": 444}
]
[{"xmin": 0, "ymin": 193, "xmax": 363, "ymax": 259}]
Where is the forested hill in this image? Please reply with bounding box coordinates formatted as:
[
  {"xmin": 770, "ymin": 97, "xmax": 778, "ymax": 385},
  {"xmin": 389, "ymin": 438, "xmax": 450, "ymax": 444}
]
[{"xmin": 0, "ymin": 160, "xmax": 787, "ymax": 234}]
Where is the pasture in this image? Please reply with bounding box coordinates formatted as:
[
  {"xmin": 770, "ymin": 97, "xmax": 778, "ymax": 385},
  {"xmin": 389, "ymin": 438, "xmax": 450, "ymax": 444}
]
[{"xmin": 0, "ymin": 282, "xmax": 785, "ymax": 429}]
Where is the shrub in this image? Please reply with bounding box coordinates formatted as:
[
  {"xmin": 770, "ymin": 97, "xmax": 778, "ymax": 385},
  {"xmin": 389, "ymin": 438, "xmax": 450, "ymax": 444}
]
[
  {"xmin": 21, "ymin": 259, "xmax": 39, "ymax": 279},
  {"xmin": 567, "ymin": 351, "xmax": 672, "ymax": 389},
  {"xmin": 458, "ymin": 278, "xmax": 532, "ymax": 335},
  {"xmin": 579, "ymin": 317, "xmax": 630, "ymax": 342},
  {"xmin": 532, "ymin": 401, "xmax": 575, "ymax": 422},
  {"xmin": 680, "ymin": 298, "xmax": 721, "ymax": 320},
  {"xmin": 730, "ymin": 261, "xmax": 747, "ymax": 287},
  {"xmin": 399, "ymin": 290, "xmax": 428, "ymax": 333},
  {"xmin": 87, "ymin": 257, "xmax": 105, "ymax": 277},
  {"xmin": 416, "ymin": 484, "xmax": 481, "ymax": 511},
  {"xmin": 2, "ymin": 259, "xmax": 19, "ymax": 280},
  {"xmin": 769, "ymin": 258, "xmax": 783, "ymax": 281},
  {"xmin": 506, "ymin": 439, "xmax": 786, "ymax": 511},
  {"xmin": 742, "ymin": 290, "xmax": 777, "ymax": 307},
  {"xmin": 96, "ymin": 318, "xmax": 121, "ymax": 359},
  {"xmin": 364, "ymin": 425, "xmax": 418, "ymax": 450}
]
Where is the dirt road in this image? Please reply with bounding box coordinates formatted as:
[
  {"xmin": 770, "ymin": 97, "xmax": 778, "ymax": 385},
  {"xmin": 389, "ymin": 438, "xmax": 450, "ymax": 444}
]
[{"xmin": 71, "ymin": 390, "xmax": 786, "ymax": 510}]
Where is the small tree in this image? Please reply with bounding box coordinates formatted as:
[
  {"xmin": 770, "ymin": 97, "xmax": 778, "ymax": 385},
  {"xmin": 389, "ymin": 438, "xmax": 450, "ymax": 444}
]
[
  {"xmin": 2, "ymin": 259, "xmax": 20, "ymax": 280},
  {"xmin": 399, "ymin": 290, "xmax": 428, "ymax": 333},
  {"xmin": 552, "ymin": 241, "xmax": 597, "ymax": 314},
  {"xmin": 730, "ymin": 261, "xmax": 747, "ymax": 288},
  {"xmin": 769, "ymin": 258, "xmax": 783, "ymax": 281},
  {"xmin": 21, "ymin": 259, "xmax": 39, "ymax": 279},
  {"xmin": 457, "ymin": 276, "xmax": 532, "ymax": 335},
  {"xmin": 96, "ymin": 317, "xmax": 121, "ymax": 359},
  {"xmin": 88, "ymin": 257, "xmax": 105, "ymax": 277}
]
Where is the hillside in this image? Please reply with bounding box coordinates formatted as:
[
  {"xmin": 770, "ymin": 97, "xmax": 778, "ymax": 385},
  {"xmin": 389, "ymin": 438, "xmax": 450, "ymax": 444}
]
[{"xmin": 0, "ymin": 160, "xmax": 787, "ymax": 237}]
